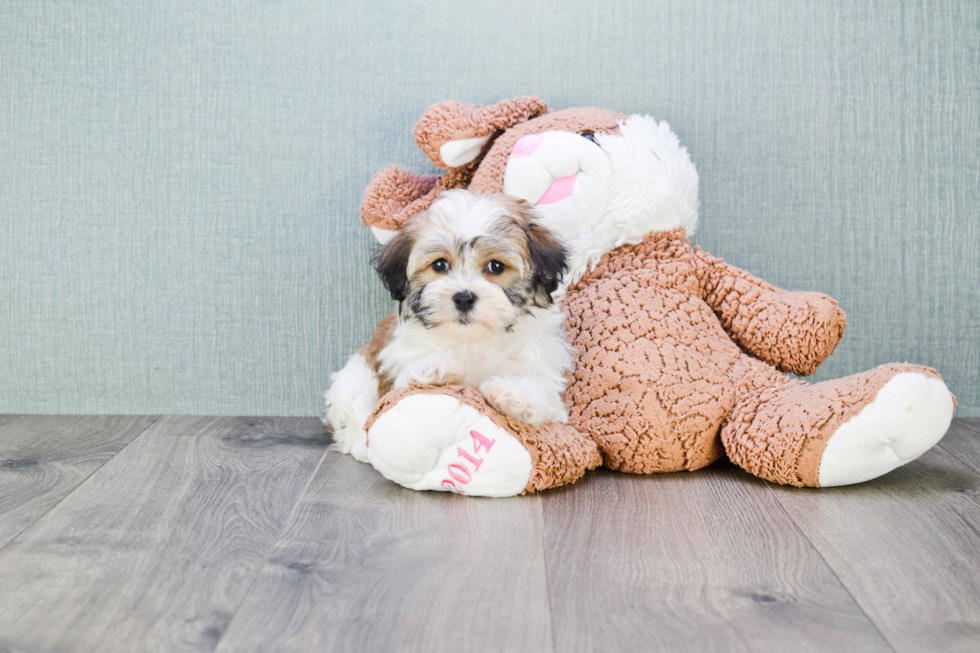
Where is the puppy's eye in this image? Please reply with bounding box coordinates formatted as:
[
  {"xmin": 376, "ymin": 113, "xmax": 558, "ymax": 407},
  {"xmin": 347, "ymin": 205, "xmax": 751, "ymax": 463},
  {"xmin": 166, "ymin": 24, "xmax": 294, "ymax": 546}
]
[
  {"xmin": 485, "ymin": 260, "xmax": 505, "ymax": 275},
  {"xmin": 431, "ymin": 258, "xmax": 450, "ymax": 273},
  {"xmin": 581, "ymin": 133, "xmax": 596, "ymax": 143}
]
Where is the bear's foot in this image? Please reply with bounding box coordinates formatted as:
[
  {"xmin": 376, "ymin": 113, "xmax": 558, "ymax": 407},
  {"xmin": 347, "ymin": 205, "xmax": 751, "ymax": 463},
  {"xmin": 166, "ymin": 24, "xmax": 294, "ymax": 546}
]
[
  {"xmin": 817, "ymin": 371, "xmax": 954, "ymax": 487},
  {"xmin": 723, "ymin": 360, "xmax": 955, "ymax": 488},
  {"xmin": 364, "ymin": 385, "xmax": 601, "ymax": 496},
  {"xmin": 366, "ymin": 389, "xmax": 532, "ymax": 497}
]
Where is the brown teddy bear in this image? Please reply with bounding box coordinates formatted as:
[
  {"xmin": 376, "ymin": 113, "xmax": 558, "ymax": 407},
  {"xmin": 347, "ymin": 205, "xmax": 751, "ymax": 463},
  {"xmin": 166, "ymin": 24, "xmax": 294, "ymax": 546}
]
[{"xmin": 326, "ymin": 96, "xmax": 955, "ymax": 497}]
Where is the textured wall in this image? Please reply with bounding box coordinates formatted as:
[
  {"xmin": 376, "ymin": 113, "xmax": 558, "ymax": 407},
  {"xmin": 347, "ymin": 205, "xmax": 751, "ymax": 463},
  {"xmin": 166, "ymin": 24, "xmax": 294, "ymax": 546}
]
[{"xmin": 1, "ymin": 0, "xmax": 977, "ymax": 416}]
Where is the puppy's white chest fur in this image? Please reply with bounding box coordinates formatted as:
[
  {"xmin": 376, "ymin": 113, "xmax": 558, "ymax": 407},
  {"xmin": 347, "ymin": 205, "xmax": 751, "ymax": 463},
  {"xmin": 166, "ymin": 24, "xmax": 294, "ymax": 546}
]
[{"xmin": 378, "ymin": 304, "xmax": 572, "ymax": 425}]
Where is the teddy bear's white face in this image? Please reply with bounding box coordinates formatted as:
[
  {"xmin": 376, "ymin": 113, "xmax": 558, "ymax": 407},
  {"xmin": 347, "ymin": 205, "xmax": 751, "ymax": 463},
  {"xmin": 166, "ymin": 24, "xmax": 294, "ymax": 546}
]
[
  {"xmin": 503, "ymin": 130, "xmax": 614, "ymax": 247},
  {"xmin": 503, "ymin": 115, "xmax": 700, "ymax": 284}
]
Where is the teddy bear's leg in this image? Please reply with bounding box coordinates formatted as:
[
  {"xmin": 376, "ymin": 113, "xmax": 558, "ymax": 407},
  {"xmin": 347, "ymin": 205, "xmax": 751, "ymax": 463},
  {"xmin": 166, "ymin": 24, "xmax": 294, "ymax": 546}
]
[
  {"xmin": 363, "ymin": 385, "xmax": 601, "ymax": 497},
  {"xmin": 722, "ymin": 357, "xmax": 954, "ymax": 487}
]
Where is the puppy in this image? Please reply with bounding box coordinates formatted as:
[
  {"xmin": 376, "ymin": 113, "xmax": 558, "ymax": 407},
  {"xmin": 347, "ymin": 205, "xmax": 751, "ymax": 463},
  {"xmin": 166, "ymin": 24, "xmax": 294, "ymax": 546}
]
[{"xmin": 325, "ymin": 190, "xmax": 572, "ymax": 461}]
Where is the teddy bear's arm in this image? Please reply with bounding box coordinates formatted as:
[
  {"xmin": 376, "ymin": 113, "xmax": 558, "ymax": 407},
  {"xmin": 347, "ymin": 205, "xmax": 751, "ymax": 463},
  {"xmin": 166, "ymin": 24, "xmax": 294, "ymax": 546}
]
[{"xmin": 692, "ymin": 247, "xmax": 847, "ymax": 376}]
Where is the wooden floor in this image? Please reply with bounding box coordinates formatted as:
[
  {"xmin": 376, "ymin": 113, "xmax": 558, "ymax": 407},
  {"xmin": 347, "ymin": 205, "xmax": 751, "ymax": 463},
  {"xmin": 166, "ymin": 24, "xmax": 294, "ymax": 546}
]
[{"xmin": 0, "ymin": 417, "xmax": 978, "ymax": 652}]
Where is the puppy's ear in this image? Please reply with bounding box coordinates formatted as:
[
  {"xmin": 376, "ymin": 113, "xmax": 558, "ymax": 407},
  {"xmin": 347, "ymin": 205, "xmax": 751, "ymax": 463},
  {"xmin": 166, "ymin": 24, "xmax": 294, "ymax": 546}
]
[
  {"xmin": 372, "ymin": 226, "xmax": 414, "ymax": 302},
  {"xmin": 501, "ymin": 196, "xmax": 569, "ymax": 306},
  {"xmin": 493, "ymin": 195, "xmax": 568, "ymax": 306},
  {"xmin": 526, "ymin": 220, "xmax": 569, "ymax": 306}
]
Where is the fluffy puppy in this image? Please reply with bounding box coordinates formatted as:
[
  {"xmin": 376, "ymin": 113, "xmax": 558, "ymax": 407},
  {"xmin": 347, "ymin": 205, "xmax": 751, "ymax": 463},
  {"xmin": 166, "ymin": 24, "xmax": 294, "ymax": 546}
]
[{"xmin": 325, "ymin": 190, "xmax": 571, "ymax": 461}]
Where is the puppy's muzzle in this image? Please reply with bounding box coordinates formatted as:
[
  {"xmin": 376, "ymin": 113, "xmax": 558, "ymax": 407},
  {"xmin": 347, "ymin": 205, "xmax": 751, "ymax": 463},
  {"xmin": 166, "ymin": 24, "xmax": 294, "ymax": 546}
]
[{"xmin": 453, "ymin": 290, "xmax": 477, "ymax": 314}]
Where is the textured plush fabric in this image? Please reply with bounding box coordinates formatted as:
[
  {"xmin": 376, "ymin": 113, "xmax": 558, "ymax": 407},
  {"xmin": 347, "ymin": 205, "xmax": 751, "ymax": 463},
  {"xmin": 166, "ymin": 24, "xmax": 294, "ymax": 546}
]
[
  {"xmin": 365, "ymin": 384, "xmax": 602, "ymax": 494},
  {"xmin": 414, "ymin": 97, "xmax": 549, "ymax": 169},
  {"xmin": 469, "ymin": 108, "xmax": 627, "ymax": 195},
  {"xmin": 692, "ymin": 248, "xmax": 847, "ymax": 377},
  {"xmin": 721, "ymin": 359, "xmax": 944, "ymax": 486},
  {"xmin": 564, "ymin": 230, "xmax": 741, "ymax": 474},
  {"xmin": 361, "ymin": 167, "xmax": 442, "ymax": 231},
  {"xmin": 361, "ymin": 105, "xmax": 627, "ymax": 232},
  {"xmin": 564, "ymin": 229, "xmax": 946, "ymax": 486},
  {"xmin": 0, "ymin": 0, "xmax": 977, "ymax": 415},
  {"xmin": 358, "ymin": 98, "xmax": 957, "ymax": 490},
  {"xmin": 564, "ymin": 228, "xmax": 849, "ymax": 478}
]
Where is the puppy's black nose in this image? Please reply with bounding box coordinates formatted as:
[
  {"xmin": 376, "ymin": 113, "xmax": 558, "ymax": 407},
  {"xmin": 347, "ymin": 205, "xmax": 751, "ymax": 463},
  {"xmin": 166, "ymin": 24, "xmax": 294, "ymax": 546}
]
[{"xmin": 453, "ymin": 290, "xmax": 477, "ymax": 313}]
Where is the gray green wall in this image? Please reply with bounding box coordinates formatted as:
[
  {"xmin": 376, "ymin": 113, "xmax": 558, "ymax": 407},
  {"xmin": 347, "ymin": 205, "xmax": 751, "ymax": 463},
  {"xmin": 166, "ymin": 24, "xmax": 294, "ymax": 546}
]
[{"xmin": 2, "ymin": 0, "xmax": 977, "ymax": 416}]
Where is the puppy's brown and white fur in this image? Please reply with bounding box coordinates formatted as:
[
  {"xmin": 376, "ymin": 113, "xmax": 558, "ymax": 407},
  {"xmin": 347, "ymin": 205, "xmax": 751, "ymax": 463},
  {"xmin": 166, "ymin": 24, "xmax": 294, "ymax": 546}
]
[{"xmin": 325, "ymin": 190, "xmax": 572, "ymax": 462}]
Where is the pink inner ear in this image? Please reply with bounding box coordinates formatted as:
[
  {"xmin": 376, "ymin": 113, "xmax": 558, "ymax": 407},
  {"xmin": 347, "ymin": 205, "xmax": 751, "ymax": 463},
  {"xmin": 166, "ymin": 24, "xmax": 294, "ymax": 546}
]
[
  {"xmin": 537, "ymin": 172, "xmax": 578, "ymax": 205},
  {"xmin": 512, "ymin": 134, "xmax": 544, "ymax": 158}
]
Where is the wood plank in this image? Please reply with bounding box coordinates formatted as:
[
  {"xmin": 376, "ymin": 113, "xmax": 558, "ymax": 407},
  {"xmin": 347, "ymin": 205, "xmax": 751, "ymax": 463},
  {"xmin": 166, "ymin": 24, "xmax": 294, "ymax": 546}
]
[
  {"xmin": 542, "ymin": 465, "xmax": 891, "ymax": 653},
  {"xmin": 938, "ymin": 418, "xmax": 980, "ymax": 475},
  {"xmin": 769, "ymin": 442, "xmax": 980, "ymax": 652},
  {"xmin": 214, "ymin": 450, "xmax": 553, "ymax": 653},
  {"xmin": 0, "ymin": 416, "xmax": 328, "ymax": 653},
  {"xmin": 0, "ymin": 414, "xmax": 159, "ymax": 548}
]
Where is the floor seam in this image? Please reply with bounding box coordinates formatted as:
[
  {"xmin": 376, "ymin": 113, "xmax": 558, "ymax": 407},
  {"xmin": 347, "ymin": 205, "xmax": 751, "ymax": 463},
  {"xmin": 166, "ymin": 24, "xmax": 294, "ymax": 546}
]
[
  {"xmin": 211, "ymin": 443, "xmax": 331, "ymax": 652},
  {"xmin": 0, "ymin": 415, "xmax": 164, "ymax": 555},
  {"xmin": 936, "ymin": 437, "xmax": 980, "ymax": 477},
  {"xmin": 761, "ymin": 480, "xmax": 899, "ymax": 653},
  {"xmin": 538, "ymin": 494, "xmax": 559, "ymax": 653}
]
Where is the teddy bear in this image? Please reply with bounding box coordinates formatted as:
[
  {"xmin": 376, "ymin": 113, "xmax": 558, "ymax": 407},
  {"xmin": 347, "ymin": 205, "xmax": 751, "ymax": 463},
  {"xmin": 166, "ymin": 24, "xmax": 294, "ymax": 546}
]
[{"xmin": 328, "ymin": 96, "xmax": 955, "ymax": 497}]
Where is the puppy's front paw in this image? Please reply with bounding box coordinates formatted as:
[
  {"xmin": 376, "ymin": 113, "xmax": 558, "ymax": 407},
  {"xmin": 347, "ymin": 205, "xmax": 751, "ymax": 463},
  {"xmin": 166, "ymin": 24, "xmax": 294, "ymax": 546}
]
[
  {"xmin": 396, "ymin": 356, "xmax": 466, "ymax": 388},
  {"xmin": 480, "ymin": 377, "xmax": 558, "ymax": 426}
]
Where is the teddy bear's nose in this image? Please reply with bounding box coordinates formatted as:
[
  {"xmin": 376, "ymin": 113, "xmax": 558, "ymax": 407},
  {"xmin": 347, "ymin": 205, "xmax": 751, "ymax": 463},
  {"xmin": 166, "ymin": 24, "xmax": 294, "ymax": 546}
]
[{"xmin": 512, "ymin": 134, "xmax": 543, "ymax": 158}]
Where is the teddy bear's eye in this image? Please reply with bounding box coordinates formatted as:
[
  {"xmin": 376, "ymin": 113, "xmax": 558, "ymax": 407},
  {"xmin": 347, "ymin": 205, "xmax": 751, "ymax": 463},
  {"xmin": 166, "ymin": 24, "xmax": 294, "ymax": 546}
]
[{"xmin": 431, "ymin": 258, "xmax": 450, "ymax": 273}]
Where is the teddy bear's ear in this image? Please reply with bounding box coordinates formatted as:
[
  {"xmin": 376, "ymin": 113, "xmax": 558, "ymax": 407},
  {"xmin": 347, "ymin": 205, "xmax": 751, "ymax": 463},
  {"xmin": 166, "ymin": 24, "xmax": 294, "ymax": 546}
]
[
  {"xmin": 360, "ymin": 165, "xmax": 474, "ymax": 244},
  {"xmin": 359, "ymin": 97, "xmax": 548, "ymax": 244},
  {"xmin": 414, "ymin": 96, "xmax": 549, "ymax": 170}
]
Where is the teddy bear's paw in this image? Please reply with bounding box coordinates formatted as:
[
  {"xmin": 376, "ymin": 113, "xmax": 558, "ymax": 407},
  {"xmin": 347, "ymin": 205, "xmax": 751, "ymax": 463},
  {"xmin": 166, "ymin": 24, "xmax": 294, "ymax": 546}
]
[
  {"xmin": 818, "ymin": 372, "xmax": 954, "ymax": 487},
  {"xmin": 366, "ymin": 393, "xmax": 532, "ymax": 497}
]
